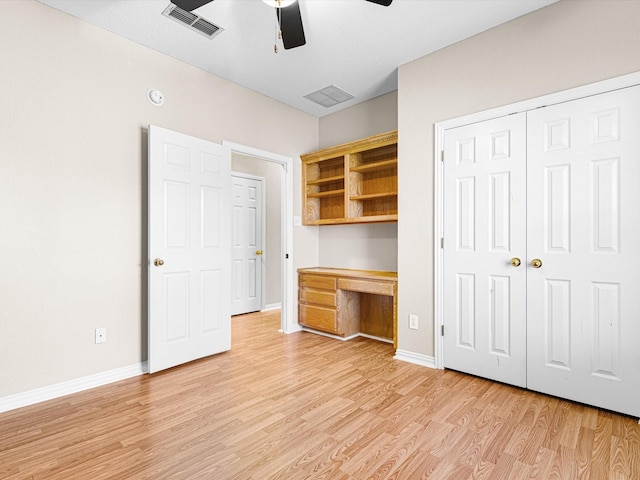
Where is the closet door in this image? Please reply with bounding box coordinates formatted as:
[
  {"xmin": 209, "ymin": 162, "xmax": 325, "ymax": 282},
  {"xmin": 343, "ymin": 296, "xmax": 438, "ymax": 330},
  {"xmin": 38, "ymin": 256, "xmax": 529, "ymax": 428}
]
[
  {"xmin": 443, "ymin": 113, "xmax": 527, "ymax": 387},
  {"xmin": 526, "ymin": 85, "xmax": 640, "ymax": 417}
]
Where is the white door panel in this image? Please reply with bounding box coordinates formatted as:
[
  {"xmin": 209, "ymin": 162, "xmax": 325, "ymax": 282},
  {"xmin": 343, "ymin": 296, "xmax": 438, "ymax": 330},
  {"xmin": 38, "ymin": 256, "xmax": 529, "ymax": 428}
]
[
  {"xmin": 231, "ymin": 174, "xmax": 263, "ymax": 315},
  {"xmin": 526, "ymin": 85, "xmax": 640, "ymax": 417},
  {"xmin": 148, "ymin": 125, "xmax": 231, "ymax": 374},
  {"xmin": 443, "ymin": 113, "xmax": 527, "ymax": 388}
]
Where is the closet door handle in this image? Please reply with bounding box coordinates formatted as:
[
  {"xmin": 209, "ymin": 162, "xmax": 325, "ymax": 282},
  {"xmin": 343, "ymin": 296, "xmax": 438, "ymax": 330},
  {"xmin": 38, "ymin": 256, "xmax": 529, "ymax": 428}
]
[
  {"xmin": 531, "ymin": 258, "xmax": 543, "ymax": 268},
  {"xmin": 510, "ymin": 258, "xmax": 521, "ymax": 267}
]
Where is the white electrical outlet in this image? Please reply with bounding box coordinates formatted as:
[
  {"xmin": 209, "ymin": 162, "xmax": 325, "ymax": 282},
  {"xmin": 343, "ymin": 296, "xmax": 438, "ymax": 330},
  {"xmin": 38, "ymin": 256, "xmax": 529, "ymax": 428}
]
[
  {"xmin": 95, "ymin": 327, "xmax": 107, "ymax": 344},
  {"xmin": 409, "ymin": 314, "xmax": 419, "ymax": 330}
]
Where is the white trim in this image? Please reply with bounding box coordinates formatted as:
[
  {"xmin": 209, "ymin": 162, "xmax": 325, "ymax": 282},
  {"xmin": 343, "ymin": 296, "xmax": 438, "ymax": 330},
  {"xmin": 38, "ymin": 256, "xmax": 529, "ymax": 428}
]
[
  {"xmin": 231, "ymin": 171, "xmax": 267, "ymax": 312},
  {"xmin": 263, "ymin": 302, "xmax": 282, "ymax": 311},
  {"xmin": 301, "ymin": 328, "xmax": 359, "ymax": 341},
  {"xmin": 433, "ymin": 71, "xmax": 640, "ymax": 371},
  {"xmin": 0, "ymin": 362, "xmax": 147, "ymax": 414},
  {"xmin": 394, "ymin": 350, "xmax": 437, "ymax": 369},
  {"xmin": 223, "ymin": 141, "xmax": 296, "ymax": 335},
  {"xmin": 358, "ymin": 333, "xmax": 394, "ymax": 344},
  {"xmin": 301, "ymin": 328, "xmax": 394, "ymax": 344}
]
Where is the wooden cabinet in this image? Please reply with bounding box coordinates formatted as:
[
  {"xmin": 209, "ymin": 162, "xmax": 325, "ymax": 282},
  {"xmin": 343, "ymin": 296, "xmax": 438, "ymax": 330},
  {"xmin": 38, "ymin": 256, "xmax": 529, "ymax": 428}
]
[
  {"xmin": 298, "ymin": 268, "xmax": 398, "ymax": 346},
  {"xmin": 297, "ymin": 272, "xmax": 359, "ymax": 337},
  {"xmin": 301, "ymin": 130, "xmax": 397, "ymax": 225}
]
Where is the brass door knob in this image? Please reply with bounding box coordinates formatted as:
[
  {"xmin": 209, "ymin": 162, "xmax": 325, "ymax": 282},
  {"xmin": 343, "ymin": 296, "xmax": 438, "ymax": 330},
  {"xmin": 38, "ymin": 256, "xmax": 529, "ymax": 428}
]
[
  {"xmin": 531, "ymin": 258, "xmax": 542, "ymax": 268},
  {"xmin": 510, "ymin": 257, "xmax": 521, "ymax": 267},
  {"xmin": 153, "ymin": 258, "xmax": 165, "ymax": 267},
  {"xmin": 256, "ymin": 250, "xmax": 263, "ymax": 255}
]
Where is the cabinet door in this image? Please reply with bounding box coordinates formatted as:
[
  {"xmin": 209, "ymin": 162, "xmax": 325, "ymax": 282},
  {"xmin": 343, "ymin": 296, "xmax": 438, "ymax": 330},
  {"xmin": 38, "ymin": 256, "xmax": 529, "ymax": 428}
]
[{"xmin": 299, "ymin": 304, "xmax": 338, "ymax": 334}]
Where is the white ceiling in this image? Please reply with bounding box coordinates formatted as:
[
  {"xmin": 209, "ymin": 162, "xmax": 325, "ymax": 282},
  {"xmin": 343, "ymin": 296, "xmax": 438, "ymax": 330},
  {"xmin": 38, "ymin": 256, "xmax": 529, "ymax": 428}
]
[{"xmin": 38, "ymin": 0, "xmax": 558, "ymax": 117}]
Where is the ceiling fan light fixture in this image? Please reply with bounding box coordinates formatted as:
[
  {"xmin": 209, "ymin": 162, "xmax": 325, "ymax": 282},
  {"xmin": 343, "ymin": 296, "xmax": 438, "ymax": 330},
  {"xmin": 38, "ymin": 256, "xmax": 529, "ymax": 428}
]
[{"xmin": 262, "ymin": 0, "xmax": 296, "ymax": 8}]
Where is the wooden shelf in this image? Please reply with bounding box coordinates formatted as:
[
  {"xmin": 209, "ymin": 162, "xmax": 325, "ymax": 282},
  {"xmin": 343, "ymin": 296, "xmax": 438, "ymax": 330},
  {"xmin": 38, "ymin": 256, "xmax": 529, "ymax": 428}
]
[
  {"xmin": 350, "ymin": 159, "xmax": 397, "ymax": 174},
  {"xmin": 301, "ymin": 130, "xmax": 397, "ymax": 225},
  {"xmin": 307, "ymin": 189, "xmax": 345, "ymax": 198},
  {"xmin": 307, "ymin": 175, "xmax": 345, "ymax": 186},
  {"xmin": 350, "ymin": 192, "xmax": 397, "ymax": 201},
  {"xmin": 308, "ymin": 215, "xmax": 395, "ymax": 225}
]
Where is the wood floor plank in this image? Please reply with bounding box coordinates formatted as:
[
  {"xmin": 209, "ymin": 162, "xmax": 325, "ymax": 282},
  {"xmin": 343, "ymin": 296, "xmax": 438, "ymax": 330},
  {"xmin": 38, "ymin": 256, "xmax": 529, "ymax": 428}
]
[{"xmin": 1, "ymin": 309, "xmax": 639, "ymax": 479}]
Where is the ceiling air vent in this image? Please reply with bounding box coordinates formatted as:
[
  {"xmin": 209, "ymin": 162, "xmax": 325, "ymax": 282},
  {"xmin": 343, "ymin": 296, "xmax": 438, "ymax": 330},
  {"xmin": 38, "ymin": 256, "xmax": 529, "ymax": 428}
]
[
  {"xmin": 162, "ymin": 4, "xmax": 224, "ymax": 40},
  {"xmin": 304, "ymin": 85, "xmax": 355, "ymax": 108}
]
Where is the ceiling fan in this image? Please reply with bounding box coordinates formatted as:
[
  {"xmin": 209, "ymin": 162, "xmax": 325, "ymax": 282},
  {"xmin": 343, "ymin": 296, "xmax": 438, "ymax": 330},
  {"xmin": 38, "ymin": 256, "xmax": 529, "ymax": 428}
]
[{"xmin": 170, "ymin": 0, "xmax": 393, "ymax": 50}]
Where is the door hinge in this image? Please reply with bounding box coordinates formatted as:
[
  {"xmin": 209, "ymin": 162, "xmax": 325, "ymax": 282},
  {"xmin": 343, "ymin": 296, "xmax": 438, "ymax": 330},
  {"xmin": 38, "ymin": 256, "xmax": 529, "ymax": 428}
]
[
  {"xmin": 440, "ymin": 237, "xmax": 444, "ymax": 249},
  {"xmin": 441, "ymin": 325, "xmax": 444, "ymax": 336},
  {"xmin": 440, "ymin": 150, "xmax": 444, "ymax": 162}
]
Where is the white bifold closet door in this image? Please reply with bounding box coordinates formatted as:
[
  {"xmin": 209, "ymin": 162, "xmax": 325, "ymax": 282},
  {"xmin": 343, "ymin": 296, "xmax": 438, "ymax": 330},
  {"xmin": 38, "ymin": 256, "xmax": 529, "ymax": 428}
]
[
  {"xmin": 443, "ymin": 85, "xmax": 640, "ymax": 417},
  {"xmin": 526, "ymin": 85, "xmax": 640, "ymax": 417},
  {"xmin": 443, "ymin": 113, "xmax": 528, "ymax": 388}
]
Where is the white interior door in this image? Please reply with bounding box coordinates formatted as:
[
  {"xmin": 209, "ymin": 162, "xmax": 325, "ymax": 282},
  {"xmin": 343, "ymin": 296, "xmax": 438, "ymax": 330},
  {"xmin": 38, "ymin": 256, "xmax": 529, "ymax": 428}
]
[
  {"xmin": 148, "ymin": 125, "xmax": 231, "ymax": 374},
  {"xmin": 443, "ymin": 113, "xmax": 528, "ymax": 387},
  {"xmin": 526, "ymin": 85, "xmax": 640, "ymax": 417},
  {"xmin": 231, "ymin": 173, "xmax": 263, "ymax": 315}
]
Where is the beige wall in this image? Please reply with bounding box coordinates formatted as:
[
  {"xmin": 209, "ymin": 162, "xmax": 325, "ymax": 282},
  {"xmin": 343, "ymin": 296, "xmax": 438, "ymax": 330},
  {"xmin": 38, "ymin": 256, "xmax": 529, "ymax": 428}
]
[
  {"xmin": 314, "ymin": 91, "xmax": 399, "ymax": 272},
  {"xmin": 232, "ymin": 154, "xmax": 282, "ymax": 307},
  {"xmin": 318, "ymin": 91, "xmax": 398, "ymax": 149},
  {"xmin": 397, "ymin": 0, "xmax": 640, "ymax": 357},
  {"xmin": 0, "ymin": 1, "xmax": 318, "ymax": 397}
]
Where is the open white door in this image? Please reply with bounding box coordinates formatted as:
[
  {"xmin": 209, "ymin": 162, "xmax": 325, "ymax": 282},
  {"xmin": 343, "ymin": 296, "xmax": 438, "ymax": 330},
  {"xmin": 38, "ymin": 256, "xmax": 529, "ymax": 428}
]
[
  {"xmin": 231, "ymin": 174, "xmax": 264, "ymax": 315},
  {"xmin": 148, "ymin": 125, "xmax": 231, "ymax": 374}
]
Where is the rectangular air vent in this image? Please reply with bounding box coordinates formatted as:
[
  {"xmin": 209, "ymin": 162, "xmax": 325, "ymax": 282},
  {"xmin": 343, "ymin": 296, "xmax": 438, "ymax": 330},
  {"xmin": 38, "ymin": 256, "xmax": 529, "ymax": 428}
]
[
  {"xmin": 304, "ymin": 85, "xmax": 355, "ymax": 108},
  {"xmin": 162, "ymin": 4, "xmax": 224, "ymax": 40}
]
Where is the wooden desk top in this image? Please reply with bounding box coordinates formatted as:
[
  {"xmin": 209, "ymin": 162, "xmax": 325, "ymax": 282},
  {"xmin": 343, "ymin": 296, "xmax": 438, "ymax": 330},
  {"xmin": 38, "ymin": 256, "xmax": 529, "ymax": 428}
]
[{"xmin": 298, "ymin": 267, "xmax": 397, "ymax": 282}]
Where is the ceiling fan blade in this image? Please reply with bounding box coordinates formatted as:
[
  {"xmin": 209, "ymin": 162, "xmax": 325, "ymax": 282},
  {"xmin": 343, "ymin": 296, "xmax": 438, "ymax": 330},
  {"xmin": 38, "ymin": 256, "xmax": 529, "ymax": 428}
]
[
  {"xmin": 365, "ymin": 0, "xmax": 393, "ymax": 5},
  {"xmin": 277, "ymin": 2, "xmax": 306, "ymax": 50},
  {"xmin": 170, "ymin": 0, "xmax": 214, "ymax": 12}
]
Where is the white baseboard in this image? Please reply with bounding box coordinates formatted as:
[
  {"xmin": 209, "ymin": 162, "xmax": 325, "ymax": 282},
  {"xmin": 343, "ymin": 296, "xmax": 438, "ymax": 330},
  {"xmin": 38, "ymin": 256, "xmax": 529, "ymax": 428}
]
[
  {"xmin": 357, "ymin": 333, "xmax": 394, "ymax": 344},
  {"xmin": 301, "ymin": 327, "xmax": 358, "ymax": 341},
  {"xmin": 280, "ymin": 324, "xmax": 303, "ymax": 334},
  {"xmin": 263, "ymin": 303, "xmax": 282, "ymax": 311},
  {"xmin": 0, "ymin": 362, "xmax": 148, "ymax": 414},
  {"xmin": 301, "ymin": 328, "xmax": 394, "ymax": 344},
  {"xmin": 394, "ymin": 349, "xmax": 438, "ymax": 369}
]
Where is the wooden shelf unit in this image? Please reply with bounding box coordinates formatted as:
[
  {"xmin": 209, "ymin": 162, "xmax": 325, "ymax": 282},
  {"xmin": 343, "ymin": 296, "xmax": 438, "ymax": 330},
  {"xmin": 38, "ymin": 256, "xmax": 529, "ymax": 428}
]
[{"xmin": 301, "ymin": 130, "xmax": 397, "ymax": 225}]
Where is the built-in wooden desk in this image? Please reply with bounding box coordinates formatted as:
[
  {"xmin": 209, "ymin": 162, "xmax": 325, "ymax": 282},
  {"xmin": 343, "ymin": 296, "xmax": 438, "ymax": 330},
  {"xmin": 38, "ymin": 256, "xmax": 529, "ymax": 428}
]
[{"xmin": 298, "ymin": 267, "xmax": 398, "ymax": 347}]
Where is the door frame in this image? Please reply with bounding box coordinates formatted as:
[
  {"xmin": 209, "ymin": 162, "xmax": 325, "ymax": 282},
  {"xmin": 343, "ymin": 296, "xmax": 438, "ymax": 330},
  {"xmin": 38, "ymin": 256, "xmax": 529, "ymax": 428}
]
[
  {"xmin": 230, "ymin": 171, "xmax": 266, "ymax": 313},
  {"xmin": 434, "ymin": 70, "xmax": 640, "ymax": 370},
  {"xmin": 223, "ymin": 141, "xmax": 296, "ymax": 334}
]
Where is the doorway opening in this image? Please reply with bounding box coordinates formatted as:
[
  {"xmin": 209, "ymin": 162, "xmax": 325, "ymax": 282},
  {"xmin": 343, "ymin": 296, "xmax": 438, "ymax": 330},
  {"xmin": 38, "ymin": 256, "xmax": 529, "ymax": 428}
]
[{"xmin": 223, "ymin": 141, "xmax": 295, "ymax": 335}]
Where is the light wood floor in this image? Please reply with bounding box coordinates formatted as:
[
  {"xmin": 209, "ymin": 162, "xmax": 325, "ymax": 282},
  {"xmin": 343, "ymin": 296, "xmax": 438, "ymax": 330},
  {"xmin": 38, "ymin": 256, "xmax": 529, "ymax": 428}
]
[{"xmin": 1, "ymin": 310, "xmax": 639, "ymax": 479}]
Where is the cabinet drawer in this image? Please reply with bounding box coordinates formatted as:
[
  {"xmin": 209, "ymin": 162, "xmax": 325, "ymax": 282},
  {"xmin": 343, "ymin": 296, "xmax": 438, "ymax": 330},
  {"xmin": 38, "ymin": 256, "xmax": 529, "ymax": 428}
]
[
  {"xmin": 299, "ymin": 288, "xmax": 337, "ymax": 307},
  {"xmin": 299, "ymin": 274, "xmax": 336, "ymax": 291},
  {"xmin": 337, "ymin": 278, "xmax": 394, "ymax": 296},
  {"xmin": 299, "ymin": 304, "xmax": 338, "ymax": 334}
]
